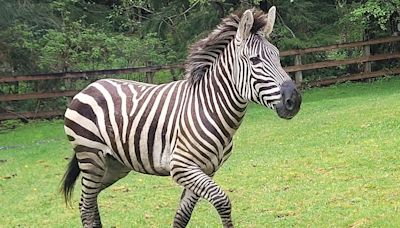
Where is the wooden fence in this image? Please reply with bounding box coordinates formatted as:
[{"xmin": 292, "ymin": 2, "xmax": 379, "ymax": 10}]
[
  {"xmin": 1, "ymin": 36, "xmax": 399, "ymax": 121},
  {"xmin": 279, "ymin": 36, "xmax": 400, "ymax": 86}
]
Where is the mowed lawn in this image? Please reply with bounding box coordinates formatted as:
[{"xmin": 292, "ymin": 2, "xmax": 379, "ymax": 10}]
[{"xmin": 1, "ymin": 77, "xmax": 400, "ymax": 227}]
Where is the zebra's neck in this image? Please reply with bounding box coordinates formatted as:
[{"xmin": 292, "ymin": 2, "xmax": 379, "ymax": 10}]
[{"xmin": 187, "ymin": 44, "xmax": 248, "ymax": 142}]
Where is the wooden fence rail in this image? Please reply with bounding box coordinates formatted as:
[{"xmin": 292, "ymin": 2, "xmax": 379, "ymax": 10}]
[
  {"xmin": 1, "ymin": 36, "xmax": 399, "ymax": 121},
  {"xmin": 284, "ymin": 52, "xmax": 400, "ymax": 73},
  {"xmin": 0, "ymin": 64, "xmax": 184, "ymax": 83},
  {"xmin": 279, "ymin": 36, "xmax": 400, "ymax": 56},
  {"xmin": 308, "ymin": 67, "xmax": 400, "ymax": 87},
  {"xmin": 0, "ymin": 90, "xmax": 79, "ymax": 102},
  {"xmin": 282, "ymin": 35, "xmax": 400, "ymax": 84}
]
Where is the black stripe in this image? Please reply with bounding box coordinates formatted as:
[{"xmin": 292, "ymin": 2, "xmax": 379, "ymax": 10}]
[
  {"xmin": 120, "ymin": 83, "xmax": 136, "ymax": 169},
  {"xmin": 133, "ymin": 86, "xmax": 162, "ymax": 173},
  {"xmin": 68, "ymin": 100, "xmax": 97, "ymax": 126},
  {"xmin": 65, "ymin": 118, "xmax": 104, "ymax": 144},
  {"xmin": 74, "ymin": 145, "xmax": 102, "ymax": 153},
  {"xmin": 146, "ymin": 84, "xmax": 171, "ymax": 173},
  {"xmin": 82, "ymin": 85, "xmax": 123, "ymax": 163}
]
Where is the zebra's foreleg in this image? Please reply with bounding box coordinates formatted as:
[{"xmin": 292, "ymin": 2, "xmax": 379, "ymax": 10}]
[
  {"xmin": 171, "ymin": 166, "xmax": 233, "ymax": 228},
  {"xmin": 173, "ymin": 189, "xmax": 200, "ymax": 228}
]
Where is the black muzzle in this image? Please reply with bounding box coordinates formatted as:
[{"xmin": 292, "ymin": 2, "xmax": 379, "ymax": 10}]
[{"xmin": 274, "ymin": 81, "xmax": 302, "ymax": 119}]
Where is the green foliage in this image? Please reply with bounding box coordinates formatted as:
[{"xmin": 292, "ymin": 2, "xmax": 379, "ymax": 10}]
[
  {"xmin": 349, "ymin": 0, "xmax": 400, "ymax": 31},
  {"xmin": 0, "ymin": 22, "xmax": 40, "ymax": 73},
  {"xmin": 272, "ymin": 1, "xmax": 340, "ymax": 49},
  {"xmin": 0, "ymin": 0, "xmax": 176, "ymax": 74},
  {"xmin": 334, "ymin": 0, "xmax": 399, "ymax": 42},
  {"xmin": 1, "ymin": 0, "xmax": 398, "ymax": 75}
]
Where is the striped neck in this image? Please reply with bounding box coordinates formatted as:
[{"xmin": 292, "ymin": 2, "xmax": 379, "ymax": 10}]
[{"xmin": 187, "ymin": 41, "xmax": 248, "ymax": 139}]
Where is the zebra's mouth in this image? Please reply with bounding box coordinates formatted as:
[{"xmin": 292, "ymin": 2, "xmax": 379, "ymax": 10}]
[{"xmin": 274, "ymin": 81, "xmax": 301, "ymax": 119}]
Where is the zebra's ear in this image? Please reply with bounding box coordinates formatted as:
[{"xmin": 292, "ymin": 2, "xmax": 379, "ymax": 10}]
[
  {"xmin": 264, "ymin": 6, "xmax": 276, "ymax": 38},
  {"xmin": 235, "ymin": 9, "xmax": 254, "ymax": 45}
]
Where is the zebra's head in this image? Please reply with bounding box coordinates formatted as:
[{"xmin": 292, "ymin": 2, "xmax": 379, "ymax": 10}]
[{"xmin": 234, "ymin": 7, "xmax": 301, "ymax": 119}]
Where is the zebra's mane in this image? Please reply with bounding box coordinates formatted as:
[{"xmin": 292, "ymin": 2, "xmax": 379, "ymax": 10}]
[{"xmin": 185, "ymin": 9, "xmax": 268, "ymax": 83}]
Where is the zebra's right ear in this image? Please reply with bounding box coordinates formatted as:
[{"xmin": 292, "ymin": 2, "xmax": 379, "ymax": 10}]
[
  {"xmin": 263, "ymin": 6, "xmax": 276, "ymax": 38},
  {"xmin": 235, "ymin": 9, "xmax": 254, "ymax": 46}
]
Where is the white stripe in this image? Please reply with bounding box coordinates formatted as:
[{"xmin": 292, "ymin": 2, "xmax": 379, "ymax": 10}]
[
  {"xmin": 73, "ymin": 92, "xmax": 112, "ymax": 150},
  {"xmin": 91, "ymin": 82, "xmax": 129, "ymax": 166},
  {"xmin": 65, "ymin": 108, "xmax": 102, "ymax": 139},
  {"xmin": 64, "ymin": 126, "xmax": 110, "ymax": 152}
]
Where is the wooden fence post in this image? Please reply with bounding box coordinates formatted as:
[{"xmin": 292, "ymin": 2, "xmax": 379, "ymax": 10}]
[
  {"xmin": 145, "ymin": 61, "xmax": 155, "ymax": 83},
  {"xmin": 146, "ymin": 71, "xmax": 155, "ymax": 84},
  {"xmin": 294, "ymin": 54, "xmax": 303, "ymax": 85},
  {"xmin": 65, "ymin": 73, "xmax": 72, "ymax": 105},
  {"xmin": 171, "ymin": 68, "xmax": 177, "ymax": 81},
  {"xmin": 363, "ymin": 44, "xmax": 372, "ymax": 73}
]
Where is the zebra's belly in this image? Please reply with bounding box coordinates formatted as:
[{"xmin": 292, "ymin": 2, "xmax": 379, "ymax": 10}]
[
  {"xmin": 108, "ymin": 136, "xmax": 175, "ymax": 177},
  {"xmin": 135, "ymin": 142, "xmax": 172, "ymax": 176}
]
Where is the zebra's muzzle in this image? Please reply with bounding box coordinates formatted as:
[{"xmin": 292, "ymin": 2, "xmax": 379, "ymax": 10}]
[{"xmin": 275, "ymin": 81, "xmax": 302, "ymax": 119}]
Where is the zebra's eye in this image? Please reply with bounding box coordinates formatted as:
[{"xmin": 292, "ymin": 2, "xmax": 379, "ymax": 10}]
[{"xmin": 249, "ymin": 55, "xmax": 262, "ymax": 65}]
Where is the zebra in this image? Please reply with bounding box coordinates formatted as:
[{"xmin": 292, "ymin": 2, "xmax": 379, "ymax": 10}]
[{"xmin": 61, "ymin": 7, "xmax": 301, "ymax": 228}]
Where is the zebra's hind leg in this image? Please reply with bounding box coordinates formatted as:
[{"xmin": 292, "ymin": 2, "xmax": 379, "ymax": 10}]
[
  {"xmin": 173, "ymin": 189, "xmax": 200, "ymax": 227},
  {"xmin": 78, "ymin": 155, "xmax": 104, "ymax": 228},
  {"xmin": 171, "ymin": 165, "xmax": 233, "ymax": 228},
  {"xmin": 76, "ymin": 149, "xmax": 130, "ymax": 228}
]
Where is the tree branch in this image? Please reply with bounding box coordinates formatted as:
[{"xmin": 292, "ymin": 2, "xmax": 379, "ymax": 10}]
[
  {"xmin": 277, "ymin": 11, "xmax": 296, "ymax": 38},
  {"xmin": 130, "ymin": 4, "xmax": 153, "ymax": 14},
  {"xmin": 168, "ymin": 1, "xmax": 199, "ymax": 20}
]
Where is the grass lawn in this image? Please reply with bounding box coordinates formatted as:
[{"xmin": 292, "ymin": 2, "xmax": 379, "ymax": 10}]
[{"xmin": 1, "ymin": 77, "xmax": 400, "ymax": 227}]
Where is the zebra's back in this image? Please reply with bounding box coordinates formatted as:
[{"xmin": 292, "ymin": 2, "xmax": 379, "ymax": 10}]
[{"xmin": 64, "ymin": 78, "xmax": 189, "ymax": 176}]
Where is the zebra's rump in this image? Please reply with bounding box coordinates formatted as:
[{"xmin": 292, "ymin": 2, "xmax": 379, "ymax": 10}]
[{"xmin": 64, "ymin": 79, "xmax": 189, "ymax": 176}]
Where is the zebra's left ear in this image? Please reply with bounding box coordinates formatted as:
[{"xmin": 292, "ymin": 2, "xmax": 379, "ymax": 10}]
[
  {"xmin": 235, "ymin": 9, "xmax": 254, "ymax": 45},
  {"xmin": 264, "ymin": 6, "xmax": 276, "ymax": 38}
]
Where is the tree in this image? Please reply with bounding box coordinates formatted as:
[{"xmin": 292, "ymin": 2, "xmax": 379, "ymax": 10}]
[{"xmin": 336, "ymin": 0, "xmax": 400, "ymax": 41}]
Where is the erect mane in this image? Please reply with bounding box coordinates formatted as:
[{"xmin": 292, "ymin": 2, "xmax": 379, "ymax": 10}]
[{"xmin": 185, "ymin": 9, "xmax": 268, "ymax": 83}]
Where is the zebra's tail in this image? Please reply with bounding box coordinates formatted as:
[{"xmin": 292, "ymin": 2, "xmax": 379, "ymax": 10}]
[{"xmin": 60, "ymin": 154, "xmax": 80, "ymax": 206}]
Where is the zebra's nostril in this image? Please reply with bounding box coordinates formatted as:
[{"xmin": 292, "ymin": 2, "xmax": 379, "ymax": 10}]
[{"xmin": 285, "ymin": 98, "xmax": 294, "ymax": 111}]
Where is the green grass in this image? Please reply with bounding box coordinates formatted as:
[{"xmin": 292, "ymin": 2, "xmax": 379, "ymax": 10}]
[{"xmin": 1, "ymin": 77, "xmax": 400, "ymax": 227}]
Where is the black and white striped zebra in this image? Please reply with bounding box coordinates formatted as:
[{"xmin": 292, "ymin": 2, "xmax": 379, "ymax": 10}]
[{"xmin": 61, "ymin": 7, "xmax": 301, "ymax": 228}]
